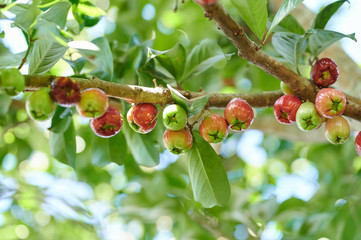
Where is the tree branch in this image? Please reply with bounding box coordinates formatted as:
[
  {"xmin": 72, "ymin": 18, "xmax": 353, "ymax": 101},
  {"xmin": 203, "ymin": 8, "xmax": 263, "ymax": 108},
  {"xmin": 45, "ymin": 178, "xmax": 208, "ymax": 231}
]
[
  {"xmin": 24, "ymin": 75, "xmax": 283, "ymax": 108},
  {"xmin": 195, "ymin": 2, "xmax": 361, "ymax": 121}
]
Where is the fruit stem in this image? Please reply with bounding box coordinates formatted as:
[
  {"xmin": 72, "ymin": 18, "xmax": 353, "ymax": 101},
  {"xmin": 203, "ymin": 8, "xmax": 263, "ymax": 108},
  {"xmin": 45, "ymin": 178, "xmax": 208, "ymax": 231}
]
[{"xmin": 149, "ymin": 104, "xmax": 165, "ymax": 125}]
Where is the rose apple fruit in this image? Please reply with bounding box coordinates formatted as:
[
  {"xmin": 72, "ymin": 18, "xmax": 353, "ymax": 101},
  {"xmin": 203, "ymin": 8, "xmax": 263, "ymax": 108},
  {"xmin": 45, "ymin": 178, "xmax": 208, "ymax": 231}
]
[
  {"xmin": 315, "ymin": 88, "xmax": 346, "ymax": 119},
  {"xmin": 280, "ymin": 82, "xmax": 295, "ymax": 95},
  {"xmin": 163, "ymin": 128, "xmax": 193, "ymax": 155},
  {"xmin": 324, "ymin": 116, "xmax": 350, "ymax": 144},
  {"xmin": 296, "ymin": 102, "xmax": 322, "ymax": 131},
  {"xmin": 355, "ymin": 132, "xmax": 361, "ymax": 157},
  {"xmin": 0, "ymin": 68, "xmax": 25, "ymax": 96},
  {"xmin": 224, "ymin": 98, "xmax": 254, "ymax": 131},
  {"xmin": 127, "ymin": 103, "xmax": 157, "ymax": 134},
  {"xmin": 194, "ymin": 0, "xmax": 218, "ymax": 5},
  {"xmin": 162, "ymin": 104, "xmax": 187, "ymax": 131},
  {"xmin": 50, "ymin": 77, "xmax": 81, "ymax": 107},
  {"xmin": 311, "ymin": 58, "xmax": 339, "ymax": 87},
  {"xmin": 90, "ymin": 106, "xmax": 123, "ymax": 138},
  {"xmin": 199, "ymin": 113, "xmax": 229, "ymax": 143},
  {"xmin": 76, "ymin": 88, "xmax": 108, "ymax": 118},
  {"xmin": 26, "ymin": 87, "xmax": 55, "ymax": 121},
  {"xmin": 273, "ymin": 95, "xmax": 302, "ymax": 125}
]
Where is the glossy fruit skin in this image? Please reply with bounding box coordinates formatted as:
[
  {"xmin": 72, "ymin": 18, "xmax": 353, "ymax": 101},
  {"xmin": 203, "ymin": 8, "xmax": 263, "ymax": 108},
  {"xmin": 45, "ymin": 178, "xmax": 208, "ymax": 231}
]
[
  {"xmin": 315, "ymin": 88, "xmax": 346, "ymax": 119},
  {"xmin": 311, "ymin": 58, "xmax": 339, "ymax": 87},
  {"xmin": 162, "ymin": 104, "xmax": 187, "ymax": 131},
  {"xmin": 26, "ymin": 87, "xmax": 55, "ymax": 121},
  {"xmin": 50, "ymin": 77, "xmax": 81, "ymax": 107},
  {"xmin": 296, "ymin": 102, "xmax": 322, "ymax": 131},
  {"xmin": 90, "ymin": 106, "xmax": 123, "ymax": 138},
  {"xmin": 355, "ymin": 132, "xmax": 361, "ymax": 156},
  {"xmin": 76, "ymin": 88, "xmax": 108, "ymax": 118},
  {"xmin": 224, "ymin": 98, "xmax": 254, "ymax": 131},
  {"xmin": 324, "ymin": 116, "xmax": 350, "ymax": 144},
  {"xmin": 273, "ymin": 95, "xmax": 302, "ymax": 125},
  {"xmin": 199, "ymin": 113, "xmax": 229, "ymax": 143},
  {"xmin": 127, "ymin": 103, "xmax": 157, "ymax": 134},
  {"xmin": 163, "ymin": 128, "xmax": 193, "ymax": 155},
  {"xmin": 280, "ymin": 82, "xmax": 294, "ymax": 95},
  {"xmin": 194, "ymin": 0, "xmax": 218, "ymax": 5},
  {"xmin": 0, "ymin": 68, "xmax": 25, "ymax": 96}
]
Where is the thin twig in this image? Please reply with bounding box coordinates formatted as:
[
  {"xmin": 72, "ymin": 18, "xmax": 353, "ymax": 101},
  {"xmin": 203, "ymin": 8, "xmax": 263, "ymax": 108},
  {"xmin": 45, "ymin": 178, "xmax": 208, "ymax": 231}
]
[{"xmin": 18, "ymin": 38, "xmax": 35, "ymax": 70}]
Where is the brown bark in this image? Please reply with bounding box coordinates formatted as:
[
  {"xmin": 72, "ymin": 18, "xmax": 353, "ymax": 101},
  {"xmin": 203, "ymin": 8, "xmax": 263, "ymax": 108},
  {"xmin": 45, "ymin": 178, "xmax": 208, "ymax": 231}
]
[
  {"xmin": 270, "ymin": 1, "xmax": 361, "ymax": 99},
  {"xmin": 195, "ymin": 2, "xmax": 361, "ymax": 122},
  {"xmin": 24, "ymin": 75, "xmax": 283, "ymax": 108}
]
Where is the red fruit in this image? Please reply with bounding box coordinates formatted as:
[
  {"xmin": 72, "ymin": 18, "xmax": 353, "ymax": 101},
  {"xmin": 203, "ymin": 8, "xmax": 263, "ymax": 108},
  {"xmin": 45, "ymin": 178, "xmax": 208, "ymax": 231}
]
[
  {"xmin": 199, "ymin": 113, "xmax": 229, "ymax": 143},
  {"xmin": 194, "ymin": 0, "xmax": 218, "ymax": 5},
  {"xmin": 90, "ymin": 106, "xmax": 123, "ymax": 138},
  {"xmin": 355, "ymin": 132, "xmax": 361, "ymax": 157},
  {"xmin": 324, "ymin": 116, "xmax": 350, "ymax": 144},
  {"xmin": 315, "ymin": 88, "xmax": 346, "ymax": 119},
  {"xmin": 127, "ymin": 103, "xmax": 157, "ymax": 134},
  {"xmin": 50, "ymin": 77, "xmax": 81, "ymax": 107},
  {"xmin": 224, "ymin": 98, "xmax": 254, "ymax": 132},
  {"xmin": 76, "ymin": 88, "xmax": 109, "ymax": 118},
  {"xmin": 163, "ymin": 128, "xmax": 193, "ymax": 155},
  {"xmin": 311, "ymin": 58, "xmax": 339, "ymax": 87},
  {"xmin": 273, "ymin": 95, "xmax": 302, "ymax": 124}
]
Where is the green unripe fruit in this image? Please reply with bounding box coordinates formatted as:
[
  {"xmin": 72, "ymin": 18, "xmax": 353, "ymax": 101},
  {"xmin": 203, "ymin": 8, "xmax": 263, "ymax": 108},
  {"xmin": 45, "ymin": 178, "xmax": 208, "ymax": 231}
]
[
  {"xmin": 26, "ymin": 87, "xmax": 55, "ymax": 121},
  {"xmin": 76, "ymin": 88, "xmax": 108, "ymax": 118},
  {"xmin": 162, "ymin": 104, "xmax": 187, "ymax": 130},
  {"xmin": 0, "ymin": 68, "xmax": 25, "ymax": 96},
  {"xmin": 296, "ymin": 102, "xmax": 322, "ymax": 131}
]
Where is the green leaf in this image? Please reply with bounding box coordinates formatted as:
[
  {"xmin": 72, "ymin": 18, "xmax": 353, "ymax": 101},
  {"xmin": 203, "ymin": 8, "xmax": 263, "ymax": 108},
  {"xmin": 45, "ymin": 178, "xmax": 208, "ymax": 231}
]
[
  {"xmin": 275, "ymin": 14, "xmax": 305, "ymax": 35},
  {"xmin": 167, "ymin": 84, "xmax": 209, "ymax": 118},
  {"xmin": 48, "ymin": 106, "xmax": 73, "ymax": 133},
  {"xmin": 231, "ymin": 0, "xmax": 268, "ymax": 40},
  {"xmin": 0, "ymin": 52, "xmax": 25, "ymax": 68},
  {"xmin": 168, "ymin": 84, "xmax": 192, "ymax": 112},
  {"xmin": 29, "ymin": 20, "xmax": 68, "ymax": 75},
  {"xmin": 72, "ymin": 1, "xmax": 106, "ymax": 29},
  {"xmin": 9, "ymin": 3, "xmax": 40, "ymax": 33},
  {"xmin": 186, "ymin": 132, "xmax": 230, "ymax": 208},
  {"xmin": 91, "ymin": 132, "xmax": 126, "ymax": 167},
  {"xmin": 266, "ymin": 0, "xmax": 304, "ymax": 40},
  {"xmin": 49, "ymin": 120, "xmax": 76, "ymax": 168},
  {"xmin": 122, "ymin": 117, "xmax": 160, "ymax": 167},
  {"xmin": 76, "ymin": 1, "xmax": 106, "ymax": 18},
  {"xmin": 137, "ymin": 59, "xmax": 174, "ymax": 87},
  {"xmin": 63, "ymin": 56, "xmax": 86, "ymax": 75},
  {"xmin": 39, "ymin": 0, "xmax": 61, "ymax": 8},
  {"xmin": 183, "ymin": 39, "xmax": 226, "ymax": 81},
  {"xmin": 40, "ymin": 1, "xmax": 71, "ymax": 28},
  {"xmin": 77, "ymin": 37, "xmax": 113, "ymax": 81},
  {"xmin": 308, "ymin": 29, "xmax": 357, "ymax": 57},
  {"xmin": 313, "ymin": 0, "xmax": 349, "ymax": 29},
  {"xmin": 188, "ymin": 94, "xmax": 210, "ymax": 117},
  {"xmin": 272, "ymin": 32, "xmax": 308, "ymax": 66},
  {"xmin": 149, "ymin": 43, "xmax": 186, "ymax": 81}
]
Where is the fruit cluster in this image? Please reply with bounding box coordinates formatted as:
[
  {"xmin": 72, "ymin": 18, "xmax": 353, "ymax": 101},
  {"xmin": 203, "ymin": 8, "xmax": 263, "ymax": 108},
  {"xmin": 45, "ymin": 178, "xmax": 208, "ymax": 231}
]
[
  {"xmin": 0, "ymin": 70, "xmax": 256, "ymax": 154},
  {"xmin": 275, "ymin": 58, "xmax": 361, "ymax": 154},
  {"xmin": 22, "ymin": 76, "xmax": 123, "ymax": 138},
  {"xmin": 128, "ymin": 98, "xmax": 254, "ymax": 155}
]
